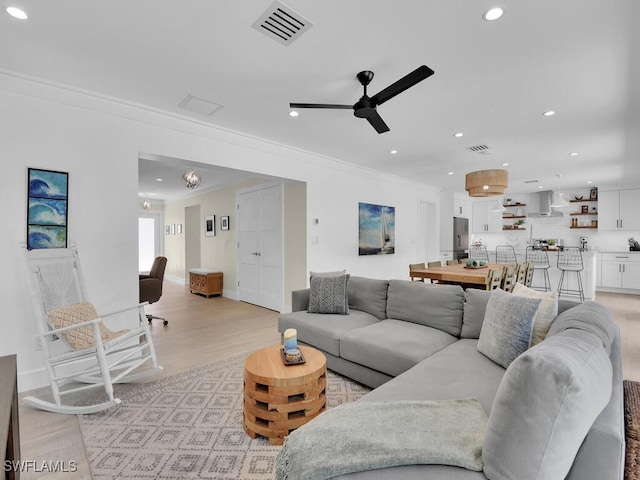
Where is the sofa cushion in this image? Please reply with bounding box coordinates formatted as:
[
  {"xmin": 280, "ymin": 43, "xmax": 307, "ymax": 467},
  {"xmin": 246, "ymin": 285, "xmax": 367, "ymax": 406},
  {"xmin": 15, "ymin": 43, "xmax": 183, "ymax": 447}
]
[
  {"xmin": 477, "ymin": 289, "xmax": 540, "ymax": 369},
  {"xmin": 482, "ymin": 327, "xmax": 613, "ymax": 480},
  {"xmin": 461, "ymin": 289, "xmax": 491, "ymax": 339},
  {"xmin": 547, "ymin": 301, "xmax": 616, "ymax": 355},
  {"xmin": 340, "ymin": 319, "xmax": 458, "ymax": 377},
  {"xmin": 308, "ymin": 271, "xmax": 350, "ymax": 314},
  {"xmin": 512, "ymin": 282, "xmax": 558, "ymax": 346},
  {"xmin": 278, "ymin": 310, "xmax": 379, "ymax": 357},
  {"xmin": 385, "ymin": 280, "xmax": 464, "ymax": 336},
  {"xmin": 359, "ymin": 339, "xmax": 505, "ymax": 415},
  {"xmin": 347, "ymin": 276, "xmax": 389, "ymax": 320}
]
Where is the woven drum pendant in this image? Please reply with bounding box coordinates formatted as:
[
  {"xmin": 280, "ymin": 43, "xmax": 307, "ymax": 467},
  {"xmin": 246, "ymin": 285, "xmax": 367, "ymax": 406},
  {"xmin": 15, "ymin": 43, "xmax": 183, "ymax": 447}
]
[{"xmin": 465, "ymin": 169, "xmax": 508, "ymax": 197}]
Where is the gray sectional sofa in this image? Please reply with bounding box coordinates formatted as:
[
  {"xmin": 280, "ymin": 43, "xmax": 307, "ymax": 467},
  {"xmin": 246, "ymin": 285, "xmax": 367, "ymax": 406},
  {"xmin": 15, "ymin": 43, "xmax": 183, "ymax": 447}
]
[{"xmin": 277, "ymin": 276, "xmax": 625, "ymax": 480}]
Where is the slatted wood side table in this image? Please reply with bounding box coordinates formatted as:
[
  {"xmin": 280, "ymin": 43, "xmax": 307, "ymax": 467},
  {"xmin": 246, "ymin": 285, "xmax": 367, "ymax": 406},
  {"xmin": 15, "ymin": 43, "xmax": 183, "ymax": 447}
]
[{"xmin": 243, "ymin": 345, "xmax": 326, "ymax": 445}]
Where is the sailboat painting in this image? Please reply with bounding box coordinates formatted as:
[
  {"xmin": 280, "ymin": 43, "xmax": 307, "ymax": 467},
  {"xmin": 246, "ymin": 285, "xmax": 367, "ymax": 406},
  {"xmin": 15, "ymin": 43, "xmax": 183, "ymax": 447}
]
[{"xmin": 359, "ymin": 202, "xmax": 395, "ymax": 255}]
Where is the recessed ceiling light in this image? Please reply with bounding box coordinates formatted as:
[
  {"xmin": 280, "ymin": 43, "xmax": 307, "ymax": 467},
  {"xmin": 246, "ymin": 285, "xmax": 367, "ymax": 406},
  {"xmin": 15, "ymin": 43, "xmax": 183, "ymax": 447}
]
[
  {"xmin": 538, "ymin": 186, "xmax": 544, "ymax": 189},
  {"xmin": 543, "ymin": 110, "xmax": 556, "ymax": 117},
  {"xmin": 569, "ymin": 152, "xmax": 578, "ymax": 156},
  {"xmin": 6, "ymin": 6, "xmax": 28, "ymax": 19},
  {"xmin": 448, "ymin": 171, "xmax": 454, "ymax": 175},
  {"xmin": 454, "ymin": 132, "xmax": 464, "ymax": 138},
  {"xmin": 502, "ymin": 162, "xmax": 509, "ymax": 166},
  {"xmin": 483, "ymin": 7, "xmax": 504, "ymax": 21},
  {"xmin": 156, "ymin": 178, "xmax": 163, "ymax": 182},
  {"xmin": 587, "ymin": 181, "xmax": 593, "ymax": 184},
  {"xmin": 289, "ymin": 111, "xmax": 298, "ymax": 117},
  {"xmin": 390, "ymin": 150, "xmax": 398, "ymax": 154}
]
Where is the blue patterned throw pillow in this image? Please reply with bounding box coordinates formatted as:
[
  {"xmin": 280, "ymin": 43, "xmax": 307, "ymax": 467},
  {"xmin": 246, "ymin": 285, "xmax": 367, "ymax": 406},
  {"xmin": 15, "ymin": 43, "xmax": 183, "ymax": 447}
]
[
  {"xmin": 477, "ymin": 288, "xmax": 541, "ymax": 368},
  {"xmin": 308, "ymin": 271, "xmax": 350, "ymax": 315}
]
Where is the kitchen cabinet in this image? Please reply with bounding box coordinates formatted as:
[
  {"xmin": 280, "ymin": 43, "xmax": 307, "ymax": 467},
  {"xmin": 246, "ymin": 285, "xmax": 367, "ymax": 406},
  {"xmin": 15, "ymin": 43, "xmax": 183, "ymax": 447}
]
[
  {"xmin": 600, "ymin": 254, "xmax": 640, "ymax": 290},
  {"xmin": 598, "ymin": 189, "xmax": 640, "ymax": 231},
  {"xmin": 472, "ymin": 201, "xmax": 502, "ymax": 233}
]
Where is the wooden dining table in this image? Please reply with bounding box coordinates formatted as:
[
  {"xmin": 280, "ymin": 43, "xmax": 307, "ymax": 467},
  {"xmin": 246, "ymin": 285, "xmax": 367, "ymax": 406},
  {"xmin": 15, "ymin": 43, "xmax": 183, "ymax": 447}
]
[{"xmin": 410, "ymin": 263, "xmax": 507, "ymax": 288}]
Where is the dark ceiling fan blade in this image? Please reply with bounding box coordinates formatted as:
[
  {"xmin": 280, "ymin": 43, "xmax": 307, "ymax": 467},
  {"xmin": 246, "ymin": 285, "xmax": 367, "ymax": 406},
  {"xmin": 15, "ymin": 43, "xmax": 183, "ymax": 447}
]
[
  {"xmin": 370, "ymin": 65, "xmax": 435, "ymax": 106},
  {"xmin": 365, "ymin": 110, "xmax": 390, "ymax": 134},
  {"xmin": 289, "ymin": 103, "xmax": 353, "ymax": 109}
]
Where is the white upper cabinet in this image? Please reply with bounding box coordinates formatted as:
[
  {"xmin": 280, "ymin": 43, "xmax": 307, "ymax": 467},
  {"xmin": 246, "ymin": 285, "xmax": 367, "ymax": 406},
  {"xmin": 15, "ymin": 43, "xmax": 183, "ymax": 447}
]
[
  {"xmin": 599, "ymin": 189, "xmax": 640, "ymax": 231},
  {"xmin": 472, "ymin": 201, "xmax": 501, "ymax": 233},
  {"xmin": 453, "ymin": 197, "xmax": 469, "ymax": 218}
]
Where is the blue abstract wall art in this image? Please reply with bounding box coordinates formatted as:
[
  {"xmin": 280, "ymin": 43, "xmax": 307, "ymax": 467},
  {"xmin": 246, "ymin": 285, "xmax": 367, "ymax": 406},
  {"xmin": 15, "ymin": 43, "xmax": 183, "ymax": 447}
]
[
  {"xmin": 27, "ymin": 168, "xmax": 68, "ymax": 250},
  {"xmin": 358, "ymin": 202, "xmax": 395, "ymax": 255}
]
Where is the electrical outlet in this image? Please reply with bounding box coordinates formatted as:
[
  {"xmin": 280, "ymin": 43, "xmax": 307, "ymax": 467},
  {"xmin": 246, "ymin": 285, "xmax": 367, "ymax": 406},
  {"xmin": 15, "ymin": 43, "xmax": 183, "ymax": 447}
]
[{"xmin": 35, "ymin": 336, "xmax": 43, "ymax": 351}]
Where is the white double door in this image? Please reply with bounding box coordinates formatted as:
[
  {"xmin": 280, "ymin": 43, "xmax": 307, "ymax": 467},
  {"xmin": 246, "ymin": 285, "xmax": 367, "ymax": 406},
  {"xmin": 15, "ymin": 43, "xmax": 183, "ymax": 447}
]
[{"xmin": 237, "ymin": 184, "xmax": 282, "ymax": 311}]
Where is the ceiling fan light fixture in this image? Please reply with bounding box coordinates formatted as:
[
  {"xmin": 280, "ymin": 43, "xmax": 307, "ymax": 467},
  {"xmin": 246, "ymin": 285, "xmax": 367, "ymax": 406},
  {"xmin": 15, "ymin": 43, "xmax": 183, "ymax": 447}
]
[
  {"xmin": 465, "ymin": 169, "xmax": 508, "ymax": 197},
  {"xmin": 182, "ymin": 170, "xmax": 201, "ymax": 189}
]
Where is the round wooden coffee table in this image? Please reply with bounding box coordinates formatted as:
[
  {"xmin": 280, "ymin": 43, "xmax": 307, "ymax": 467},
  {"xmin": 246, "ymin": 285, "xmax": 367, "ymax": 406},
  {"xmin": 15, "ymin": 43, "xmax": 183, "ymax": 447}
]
[{"xmin": 243, "ymin": 344, "xmax": 326, "ymax": 445}]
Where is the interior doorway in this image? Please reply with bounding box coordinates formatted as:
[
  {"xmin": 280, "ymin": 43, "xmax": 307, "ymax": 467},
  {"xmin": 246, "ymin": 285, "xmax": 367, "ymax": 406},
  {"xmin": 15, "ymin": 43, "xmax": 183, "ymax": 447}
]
[
  {"xmin": 237, "ymin": 183, "xmax": 283, "ymax": 311},
  {"xmin": 138, "ymin": 211, "xmax": 163, "ymax": 272}
]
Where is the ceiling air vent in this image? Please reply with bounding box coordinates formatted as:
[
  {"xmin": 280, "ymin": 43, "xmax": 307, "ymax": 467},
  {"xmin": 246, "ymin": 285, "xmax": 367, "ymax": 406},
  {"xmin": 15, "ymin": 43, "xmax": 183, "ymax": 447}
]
[
  {"xmin": 523, "ymin": 179, "xmax": 539, "ymax": 184},
  {"xmin": 178, "ymin": 94, "xmax": 223, "ymax": 116},
  {"xmin": 252, "ymin": 1, "xmax": 313, "ymax": 46},
  {"xmin": 466, "ymin": 144, "xmax": 491, "ymax": 154}
]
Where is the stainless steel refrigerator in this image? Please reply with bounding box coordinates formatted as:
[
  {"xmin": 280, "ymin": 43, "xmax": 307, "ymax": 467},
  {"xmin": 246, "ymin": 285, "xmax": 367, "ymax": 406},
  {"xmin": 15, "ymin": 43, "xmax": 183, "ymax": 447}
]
[{"xmin": 453, "ymin": 217, "xmax": 469, "ymax": 260}]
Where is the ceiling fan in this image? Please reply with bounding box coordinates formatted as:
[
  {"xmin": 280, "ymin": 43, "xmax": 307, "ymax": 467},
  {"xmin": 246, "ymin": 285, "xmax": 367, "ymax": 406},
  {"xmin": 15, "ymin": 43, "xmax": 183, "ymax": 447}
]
[{"xmin": 290, "ymin": 65, "xmax": 434, "ymax": 134}]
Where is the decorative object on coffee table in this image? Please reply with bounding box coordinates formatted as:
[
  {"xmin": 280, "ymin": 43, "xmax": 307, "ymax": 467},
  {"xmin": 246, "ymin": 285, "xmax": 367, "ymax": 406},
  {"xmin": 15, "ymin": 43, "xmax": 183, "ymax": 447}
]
[{"xmin": 244, "ymin": 345, "xmax": 326, "ymax": 445}]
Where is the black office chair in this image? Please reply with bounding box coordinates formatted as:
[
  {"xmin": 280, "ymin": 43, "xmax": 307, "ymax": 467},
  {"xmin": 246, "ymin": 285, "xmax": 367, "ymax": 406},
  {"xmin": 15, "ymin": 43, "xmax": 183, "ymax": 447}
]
[{"xmin": 139, "ymin": 256, "xmax": 168, "ymax": 325}]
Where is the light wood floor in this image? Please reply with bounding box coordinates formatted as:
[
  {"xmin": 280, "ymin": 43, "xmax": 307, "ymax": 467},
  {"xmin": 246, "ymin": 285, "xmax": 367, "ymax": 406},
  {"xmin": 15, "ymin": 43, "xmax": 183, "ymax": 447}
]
[{"xmin": 16, "ymin": 284, "xmax": 640, "ymax": 479}]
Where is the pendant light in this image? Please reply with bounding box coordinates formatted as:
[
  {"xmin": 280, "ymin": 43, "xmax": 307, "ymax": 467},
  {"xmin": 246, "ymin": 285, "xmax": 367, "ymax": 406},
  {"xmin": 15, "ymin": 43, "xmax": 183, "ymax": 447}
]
[
  {"xmin": 182, "ymin": 170, "xmax": 201, "ymax": 189},
  {"xmin": 142, "ymin": 197, "xmax": 152, "ymax": 210},
  {"xmin": 491, "ymin": 197, "xmax": 507, "ymax": 213},
  {"xmin": 465, "ymin": 169, "xmax": 508, "ymax": 197}
]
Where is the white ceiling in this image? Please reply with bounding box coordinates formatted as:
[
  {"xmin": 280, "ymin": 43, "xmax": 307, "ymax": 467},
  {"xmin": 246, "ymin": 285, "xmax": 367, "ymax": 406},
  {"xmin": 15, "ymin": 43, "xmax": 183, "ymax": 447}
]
[{"xmin": 3, "ymin": 1, "xmax": 639, "ymax": 199}]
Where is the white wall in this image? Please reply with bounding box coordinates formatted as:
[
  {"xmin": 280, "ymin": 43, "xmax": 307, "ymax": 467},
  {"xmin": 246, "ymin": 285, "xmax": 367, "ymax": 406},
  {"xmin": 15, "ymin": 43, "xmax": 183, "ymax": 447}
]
[{"xmin": 1, "ymin": 72, "xmax": 440, "ymax": 391}]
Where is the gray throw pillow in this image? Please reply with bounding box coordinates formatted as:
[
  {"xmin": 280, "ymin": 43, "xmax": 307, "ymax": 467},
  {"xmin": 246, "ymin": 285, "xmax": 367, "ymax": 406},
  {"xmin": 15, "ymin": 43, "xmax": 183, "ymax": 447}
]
[
  {"xmin": 308, "ymin": 272, "xmax": 350, "ymax": 314},
  {"xmin": 477, "ymin": 288, "xmax": 540, "ymax": 368}
]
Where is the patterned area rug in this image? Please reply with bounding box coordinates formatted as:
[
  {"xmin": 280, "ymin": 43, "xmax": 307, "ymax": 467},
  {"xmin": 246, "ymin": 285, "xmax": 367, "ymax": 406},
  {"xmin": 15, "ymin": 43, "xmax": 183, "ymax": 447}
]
[
  {"xmin": 77, "ymin": 352, "xmax": 370, "ymax": 479},
  {"xmin": 625, "ymin": 380, "xmax": 640, "ymax": 480}
]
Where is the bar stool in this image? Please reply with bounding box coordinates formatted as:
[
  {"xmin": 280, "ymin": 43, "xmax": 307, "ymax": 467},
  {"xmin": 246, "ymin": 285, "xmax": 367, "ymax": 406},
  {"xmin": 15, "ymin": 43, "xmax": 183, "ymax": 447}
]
[
  {"xmin": 525, "ymin": 246, "xmax": 552, "ymax": 291},
  {"xmin": 496, "ymin": 245, "xmax": 517, "ymax": 264},
  {"xmin": 557, "ymin": 247, "xmax": 585, "ymax": 302},
  {"xmin": 469, "ymin": 245, "xmax": 490, "ymax": 263}
]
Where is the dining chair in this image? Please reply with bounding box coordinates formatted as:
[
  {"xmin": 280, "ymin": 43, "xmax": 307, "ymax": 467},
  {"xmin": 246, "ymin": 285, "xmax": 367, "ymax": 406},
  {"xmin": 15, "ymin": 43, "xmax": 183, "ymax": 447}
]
[
  {"xmin": 427, "ymin": 261, "xmax": 442, "ymax": 267},
  {"xmin": 446, "ymin": 260, "xmax": 458, "ymax": 266},
  {"xmin": 501, "ymin": 264, "xmax": 516, "ymax": 293},
  {"xmin": 409, "ymin": 263, "xmax": 426, "ymax": 282},
  {"xmin": 515, "ymin": 263, "xmax": 527, "ymax": 284},
  {"xmin": 524, "ymin": 261, "xmax": 535, "ymax": 288},
  {"xmin": 486, "ymin": 268, "xmax": 503, "ymax": 291}
]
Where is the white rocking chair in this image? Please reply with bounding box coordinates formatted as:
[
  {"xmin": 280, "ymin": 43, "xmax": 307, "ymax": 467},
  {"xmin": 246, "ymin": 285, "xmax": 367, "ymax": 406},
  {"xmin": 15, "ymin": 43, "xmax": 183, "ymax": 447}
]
[{"xmin": 22, "ymin": 243, "xmax": 163, "ymax": 414}]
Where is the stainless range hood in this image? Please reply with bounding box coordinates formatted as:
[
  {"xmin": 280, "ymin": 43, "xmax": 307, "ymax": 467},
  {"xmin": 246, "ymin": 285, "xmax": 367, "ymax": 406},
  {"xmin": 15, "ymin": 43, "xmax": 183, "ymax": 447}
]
[{"xmin": 527, "ymin": 190, "xmax": 564, "ymax": 218}]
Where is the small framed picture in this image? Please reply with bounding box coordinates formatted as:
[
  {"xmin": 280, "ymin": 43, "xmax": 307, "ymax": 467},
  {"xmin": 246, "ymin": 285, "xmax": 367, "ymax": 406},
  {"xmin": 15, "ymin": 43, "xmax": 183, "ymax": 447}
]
[
  {"xmin": 177, "ymin": 224, "xmax": 183, "ymax": 234},
  {"xmin": 221, "ymin": 216, "xmax": 230, "ymax": 231},
  {"xmin": 205, "ymin": 215, "xmax": 216, "ymax": 237},
  {"xmin": 590, "ymin": 187, "xmax": 598, "ymax": 200},
  {"xmin": 170, "ymin": 224, "xmax": 176, "ymax": 235},
  {"xmin": 581, "ymin": 205, "xmax": 589, "ymax": 213}
]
